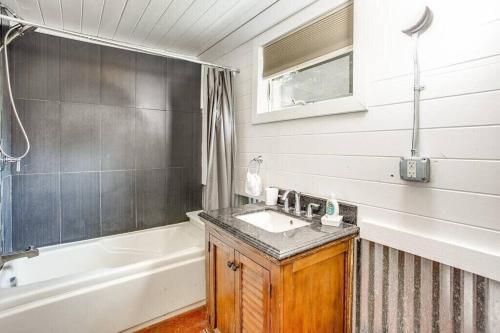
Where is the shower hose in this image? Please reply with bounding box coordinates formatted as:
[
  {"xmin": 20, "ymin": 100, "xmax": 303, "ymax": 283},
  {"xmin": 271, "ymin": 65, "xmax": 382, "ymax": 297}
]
[{"xmin": 0, "ymin": 24, "xmax": 31, "ymax": 172}]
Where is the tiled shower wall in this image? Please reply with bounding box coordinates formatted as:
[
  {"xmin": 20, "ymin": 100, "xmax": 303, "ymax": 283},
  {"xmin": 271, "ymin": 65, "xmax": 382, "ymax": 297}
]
[
  {"xmin": 1, "ymin": 32, "xmax": 202, "ymax": 252},
  {"xmin": 354, "ymin": 240, "xmax": 500, "ymax": 332}
]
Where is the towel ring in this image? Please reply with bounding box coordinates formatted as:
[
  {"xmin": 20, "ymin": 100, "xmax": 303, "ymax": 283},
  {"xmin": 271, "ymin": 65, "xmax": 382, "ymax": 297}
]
[{"xmin": 247, "ymin": 156, "xmax": 263, "ymax": 174}]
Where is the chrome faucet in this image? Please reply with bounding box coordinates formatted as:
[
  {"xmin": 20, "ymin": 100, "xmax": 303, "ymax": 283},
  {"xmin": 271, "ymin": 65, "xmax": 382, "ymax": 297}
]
[
  {"xmin": 0, "ymin": 246, "xmax": 39, "ymax": 270},
  {"xmin": 280, "ymin": 190, "xmax": 302, "ymax": 216}
]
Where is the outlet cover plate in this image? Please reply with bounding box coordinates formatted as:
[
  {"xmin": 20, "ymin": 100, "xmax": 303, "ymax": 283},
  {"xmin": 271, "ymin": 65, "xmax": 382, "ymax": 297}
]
[{"xmin": 400, "ymin": 157, "xmax": 431, "ymax": 182}]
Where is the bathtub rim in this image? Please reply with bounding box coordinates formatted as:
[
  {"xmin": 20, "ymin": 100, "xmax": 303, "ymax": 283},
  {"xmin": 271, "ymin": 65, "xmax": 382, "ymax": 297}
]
[
  {"xmin": 32, "ymin": 218, "xmax": 204, "ymax": 254},
  {"xmin": 0, "ymin": 218, "xmax": 205, "ymax": 313}
]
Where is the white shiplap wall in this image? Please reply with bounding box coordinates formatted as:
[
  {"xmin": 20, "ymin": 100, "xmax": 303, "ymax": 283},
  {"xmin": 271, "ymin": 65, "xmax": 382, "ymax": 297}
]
[{"xmin": 204, "ymin": 0, "xmax": 500, "ymax": 278}]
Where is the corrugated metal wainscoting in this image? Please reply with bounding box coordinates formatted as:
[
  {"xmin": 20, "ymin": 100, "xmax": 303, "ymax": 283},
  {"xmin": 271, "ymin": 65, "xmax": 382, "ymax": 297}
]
[{"xmin": 354, "ymin": 240, "xmax": 500, "ymax": 333}]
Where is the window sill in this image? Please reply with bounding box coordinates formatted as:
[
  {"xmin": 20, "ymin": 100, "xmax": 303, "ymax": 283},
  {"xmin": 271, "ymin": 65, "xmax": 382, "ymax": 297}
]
[{"xmin": 251, "ymin": 95, "xmax": 366, "ymax": 124}]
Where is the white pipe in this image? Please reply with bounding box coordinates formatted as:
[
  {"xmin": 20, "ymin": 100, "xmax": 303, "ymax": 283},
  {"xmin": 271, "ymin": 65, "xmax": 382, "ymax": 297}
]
[
  {"xmin": 402, "ymin": 6, "xmax": 432, "ymax": 157},
  {"xmin": 0, "ymin": 13, "xmax": 240, "ymax": 73},
  {"xmin": 410, "ymin": 32, "xmax": 423, "ymax": 157}
]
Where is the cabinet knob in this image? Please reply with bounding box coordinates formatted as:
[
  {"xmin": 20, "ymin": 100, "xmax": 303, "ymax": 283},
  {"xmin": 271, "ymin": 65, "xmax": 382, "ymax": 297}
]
[{"xmin": 226, "ymin": 261, "xmax": 240, "ymax": 271}]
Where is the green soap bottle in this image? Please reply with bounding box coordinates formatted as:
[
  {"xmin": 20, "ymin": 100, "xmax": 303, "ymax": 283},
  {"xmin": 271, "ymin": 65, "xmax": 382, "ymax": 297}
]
[{"xmin": 325, "ymin": 193, "xmax": 339, "ymax": 216}]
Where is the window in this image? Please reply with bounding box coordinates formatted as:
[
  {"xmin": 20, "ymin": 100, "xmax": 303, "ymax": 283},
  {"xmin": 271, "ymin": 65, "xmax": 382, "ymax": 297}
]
[
  {"xmin": 252, "ymin": 1, "xmax": 365, "ymax": 124},
  {"xmin": 263, "ymin": 3, "xmax": 353, "ymax": 112},
  {"xmin": 268, "ymin": 52, "xmax": 353, "ymax": 111}
]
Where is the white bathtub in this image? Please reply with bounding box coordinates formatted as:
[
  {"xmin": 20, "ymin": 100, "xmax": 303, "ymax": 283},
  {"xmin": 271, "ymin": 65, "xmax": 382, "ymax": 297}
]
[{"xmin": 0, "ymin": 218, "xmax": 206, "ymax": 333}]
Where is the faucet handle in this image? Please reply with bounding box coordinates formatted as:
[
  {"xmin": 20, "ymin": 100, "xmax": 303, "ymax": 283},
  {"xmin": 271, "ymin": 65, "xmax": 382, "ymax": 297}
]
[{"xmin": 306, "ymin": 203, "xmax": 320, "ymax": 218}]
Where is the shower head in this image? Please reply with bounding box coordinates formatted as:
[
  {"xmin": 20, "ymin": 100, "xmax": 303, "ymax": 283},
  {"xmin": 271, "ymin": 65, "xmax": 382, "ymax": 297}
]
[
  {"xmin": 402, "ymin": 6, "xmax": 433, "ymax": 35},
  {"xmin": 16, "ymin": 24, "xmax": 37, "ymax": 36},
  {"xmin": 2, "ymin": 24, "xmax": 37, "ymax": 46}
]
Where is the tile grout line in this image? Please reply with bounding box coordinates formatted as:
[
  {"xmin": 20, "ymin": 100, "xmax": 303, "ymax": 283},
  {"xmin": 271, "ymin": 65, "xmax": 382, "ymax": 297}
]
[
  {"xmin": 98, "ymin": 43, "xmax": 103, "ymax": 238},
  {"xmin": 134, "ymin": 53, "xmax": 138, "ymax": 231},
  {"xmin": 134, "ymin": 108, "xmax": 138, "ymax": 230},
  {"xmin": 13, "ymin": 96, "xmax": 196, "ymax": 113},
  {"xmin": 58, "ymin": 100, "xmax": 62, "ymax": 244},
  {"xmin": 99, "ymin": 50, "xmax": 103, "ymax": 236},
  {"xmin": 58, "ymin": 43, "xmax": 62, "ymax": 245}
]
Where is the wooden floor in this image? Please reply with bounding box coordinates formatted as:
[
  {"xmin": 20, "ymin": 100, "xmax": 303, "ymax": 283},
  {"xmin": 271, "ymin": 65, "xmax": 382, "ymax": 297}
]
[{"xmin": 136, "ymin": 306, "xmax": 207, "ymax": 333}]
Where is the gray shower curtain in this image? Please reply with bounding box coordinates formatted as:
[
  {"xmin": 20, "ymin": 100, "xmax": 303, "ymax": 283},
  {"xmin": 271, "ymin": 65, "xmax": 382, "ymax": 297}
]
[{"xmin": 203, "ymin": 67, "xmax": 236, "ymax": 211}]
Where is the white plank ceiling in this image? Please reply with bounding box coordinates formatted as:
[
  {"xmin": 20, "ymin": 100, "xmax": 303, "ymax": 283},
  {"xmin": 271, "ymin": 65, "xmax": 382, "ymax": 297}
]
[{"xmin": 0, "ymin": 0, "xmax": 279, "ymax": 57}]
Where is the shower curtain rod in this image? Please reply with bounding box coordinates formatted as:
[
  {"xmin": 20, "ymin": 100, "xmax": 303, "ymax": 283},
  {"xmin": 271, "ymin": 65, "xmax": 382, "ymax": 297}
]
[{"xmin": 0, "ymin": 13, "xmax": 240, "ymax": 73}]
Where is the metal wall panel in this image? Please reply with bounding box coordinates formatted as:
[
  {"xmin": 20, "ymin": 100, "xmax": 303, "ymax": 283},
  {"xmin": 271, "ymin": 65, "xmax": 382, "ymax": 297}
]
[{"xmin": 354, "ymin": 239, "xmax": 500, "ymax": 333}]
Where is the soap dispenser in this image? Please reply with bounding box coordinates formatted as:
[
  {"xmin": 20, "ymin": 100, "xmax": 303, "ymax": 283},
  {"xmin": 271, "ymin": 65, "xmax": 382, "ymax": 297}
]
[
  {"xmin": 321, "ymin": 193, "xmax": 343, "ymax": 226},
  {"xmin": 325, "ymin": 193, "xmax": 339, "ymax": 216}
]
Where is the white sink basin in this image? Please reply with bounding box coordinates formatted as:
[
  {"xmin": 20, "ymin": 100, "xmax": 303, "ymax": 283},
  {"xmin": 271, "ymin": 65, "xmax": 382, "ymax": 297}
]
[{"xmin": 236, "ymin": 210, "xmax": 309, "ymax": 233}]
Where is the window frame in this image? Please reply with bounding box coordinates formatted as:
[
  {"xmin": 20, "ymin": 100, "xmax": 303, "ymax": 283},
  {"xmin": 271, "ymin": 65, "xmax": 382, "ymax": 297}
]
[{"xmin": 251, "ymin": 0, "xmax": 366, "ymax": 124}]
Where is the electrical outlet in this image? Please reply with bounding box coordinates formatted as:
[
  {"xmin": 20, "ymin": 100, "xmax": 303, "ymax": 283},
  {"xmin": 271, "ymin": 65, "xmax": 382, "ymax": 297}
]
[
  {"xmin": 407, "ymin": 160, "xmax": 417, "ymax": 178},
  {"xmin": 400, "ymin": 157, "xmax": 430, "ymax": 182}
]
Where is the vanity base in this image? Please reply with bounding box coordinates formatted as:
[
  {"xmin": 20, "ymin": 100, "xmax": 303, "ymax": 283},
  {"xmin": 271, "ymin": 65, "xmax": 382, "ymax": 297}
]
[{"xmin": 204, "ymin": 222, "xmax": 356, "ymax": 333}]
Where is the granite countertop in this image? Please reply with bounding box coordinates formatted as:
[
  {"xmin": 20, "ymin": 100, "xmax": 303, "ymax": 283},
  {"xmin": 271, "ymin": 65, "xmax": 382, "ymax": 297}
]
[{"xmin": 199, "ymin": 203, "xmax": 359, "ymax": 261}]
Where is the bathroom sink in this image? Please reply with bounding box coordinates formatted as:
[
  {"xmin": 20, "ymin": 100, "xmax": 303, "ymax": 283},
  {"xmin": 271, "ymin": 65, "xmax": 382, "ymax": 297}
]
[{"xmin": 235, "ymin": 210, "xmax": 309, "ymax": 233}]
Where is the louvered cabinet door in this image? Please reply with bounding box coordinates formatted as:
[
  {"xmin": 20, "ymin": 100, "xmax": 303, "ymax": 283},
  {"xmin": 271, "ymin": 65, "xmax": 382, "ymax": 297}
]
[
  {"xmin": 209, "ymin": 236, "xmax": 236, "ymax": 333},
  {"xmin": 235, "ymin": 252, "xmax": 271, "ymax": 333}
]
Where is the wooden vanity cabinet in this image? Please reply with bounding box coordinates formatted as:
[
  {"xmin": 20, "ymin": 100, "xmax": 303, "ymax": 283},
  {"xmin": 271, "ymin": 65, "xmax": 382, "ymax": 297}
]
[{"xmin": 205, "ymin": 224, "xmax": 356, "ymax": 333}]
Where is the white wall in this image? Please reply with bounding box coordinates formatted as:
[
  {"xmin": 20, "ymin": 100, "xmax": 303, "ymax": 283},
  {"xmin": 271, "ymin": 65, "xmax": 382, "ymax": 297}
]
[{"xmin": 202, "ymin": 0, "xmax": 500, "ymax": 279}]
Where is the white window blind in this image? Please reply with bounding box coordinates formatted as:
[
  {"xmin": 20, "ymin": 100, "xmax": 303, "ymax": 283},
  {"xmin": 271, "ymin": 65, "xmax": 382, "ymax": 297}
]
[{"xmin": 262, "ymin": 3, "xmax": 353, "ymax": 79}]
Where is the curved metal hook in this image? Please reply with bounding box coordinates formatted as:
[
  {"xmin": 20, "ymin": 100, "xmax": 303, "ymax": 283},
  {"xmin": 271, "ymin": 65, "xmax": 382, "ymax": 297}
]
[{"xmin": 402, "ymin": 6, "xmax": 433, "ymax": 35}]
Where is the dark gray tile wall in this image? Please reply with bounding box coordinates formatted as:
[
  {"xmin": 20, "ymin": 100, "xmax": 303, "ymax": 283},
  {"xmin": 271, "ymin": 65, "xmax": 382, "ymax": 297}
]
[
  {"xmin": 136, "ymin": 53, "xmax": 166, "ymax": 111},
  {"xmin": 12, "ymin": 33, "xmax": 60, "ymax": 101},
  {"xmin": 12, "ymin": 99, "xmax": 61, "ymax": 174},
  {"xmin": 136, "ymin": 169, "xmax": 167, "ymax": 229},
  {"xmin": 166, "ymin": 167, "xmax": 186, "ymax": 223},
  {"xmin": 1, "ymin": 32, "xmax": 202, "ymax": 251},
  {"xmin": 60, "ymin": 172, "xmax": 100, "ymax": 242},
  {"xmin": 60, "ymin": 39, "xmax": 100, "ymax": 104},
  {"xmin": 166, "ymin": 58, "xmax": 201, "ymax": 111},
  {"xmin": 1, "ymin": 176, "xmax": 12, "ymax": 252},
  {"xmin": 101, "ymin": 171, "xmax": 136, "ymax": 236},
  {"xmin": 100, "ymin": 105, "xmax": 135, "ymax": 170},
  {"xmin": 60, "ymin": 103, "xmax": 100, "ymax": 172},
  {"xmin": 135, "ymin": 109, "xmax": 166, "ymax": 169},
  {"xmin": 166, "ymin": 111, "xmax": 193, "ymax": 167},
  {"xmin": 101, "ymin": 47, "xmax": 136, "ymax": 107},
  {"xmin": 12, "ymin": 174, "xmax": 61, "ymax": 249},
  {"xmin": 190, "ymin": 112, "xmax": 203, "ymax": 211}
]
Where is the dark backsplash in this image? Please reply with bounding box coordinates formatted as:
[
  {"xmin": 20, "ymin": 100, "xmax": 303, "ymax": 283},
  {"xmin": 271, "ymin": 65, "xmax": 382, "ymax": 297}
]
[
  {"xmin": 277, "ymin": 190, "xmax": 357, "ymax": 225},
  {"xmin": 1, "ymin": 32, "xmax": 202, "ymax": 251}
]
